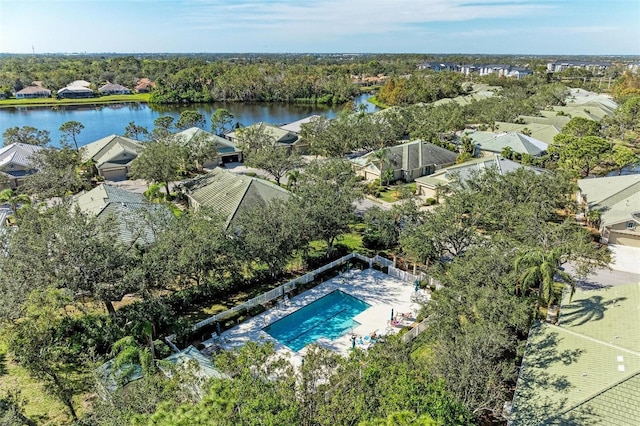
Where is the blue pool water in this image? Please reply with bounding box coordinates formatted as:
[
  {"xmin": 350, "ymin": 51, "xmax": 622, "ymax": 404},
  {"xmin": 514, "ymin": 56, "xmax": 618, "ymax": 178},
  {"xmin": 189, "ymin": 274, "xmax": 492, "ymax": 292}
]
[{"xmin": 263, "ymin": 290, "xmax": 370, "ymax": 352}]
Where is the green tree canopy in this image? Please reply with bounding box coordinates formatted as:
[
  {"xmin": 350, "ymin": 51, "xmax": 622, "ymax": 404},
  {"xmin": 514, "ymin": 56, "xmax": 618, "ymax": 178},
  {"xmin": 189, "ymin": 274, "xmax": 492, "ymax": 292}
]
[
  {"xmin": 130, "ymin": 139, "xmax": 186, "ymax": 196},
  {"xmin": 2, "ymin": 125, "xmax": 51, "ymax": 146},
  {"xmin": 59, "ymin": 120, "xmax": 85, "ymax": 150},
  {"xmin": 210, "ymin": 108, "xmax": 234, "ymax": 136},
  {"xmin": 176, "ymin": 110, "xmax": 206, "ymax": 130},
  {"xmin": 236, "ymin": 125, "xmax": 302, "ymax": 185},
  {"xmin": 21, "ymin": 145, "xmax": 92, "ymax": 200},
  {"xmin": 294, "ymin": 159, "xmax": 361, "ymax": 255}
]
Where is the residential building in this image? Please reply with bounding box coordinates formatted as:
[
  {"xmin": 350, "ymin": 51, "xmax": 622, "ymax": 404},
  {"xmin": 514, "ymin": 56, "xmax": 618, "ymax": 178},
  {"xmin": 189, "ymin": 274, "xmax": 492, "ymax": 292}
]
[
  {"xmin": 350, "ymin": 140, "xmax": 458, "ymax": 183},
  {"xmin": 96, "ymin": 345, "xmax": 226, "ymax": 395},
  {"xmin": 415, "ymin": 154, "xmax": 542, "ymax": 198},
  {"xmin": 81, "ymin": 134, "xmax": 145, "ymax": 181},
  {"xmin": 15, "ymin": 84, "xmax": 51, "ymax": 99},
  {"xmin": 74, "ymin": 183, "xmax": 168, "ymax": 246},
  {"xmin": 577, "ymin": 175, "xmax": 640, "ymax": 247},
  {"xmin": 509, "ymin": 283, "xmax": 640, "ymax": 425},
  {"xmin": 506, "ymin": 67, "xmax": 534, "ymax": 79},
  {"xmin": 417, "ymin": 62, "xmax": 457, "ymax": 72},
  {"xmin": 175, "ymin": 127, "xmax": 242, "ymax": 167},
  {"xmin": 546, "ymin": 61, "xmax": 611, "ymax": 74},
  {"xmin": 57, "ymin": 80, "xmax": 94, "ymax": 98},
  {"xmin": 225, "ymin": 122, "xmax": 302, "ymax": 151},
  {"xmin": 463, "ymin": 131, "xmax": 548, "ymax": 157},
  {"xmin": 0, "ymin": 208, "xmax": 9, "ymax": 228},
  {"xmin": 0, "ymin": 142, "xmax": 46, "ymax": 188},
  {"xmin": 182, "ymin": 167, "xmax": 290, "ymax": 229},
  {"xmin": 134, "ymin": 78, "xmax": 155, "ymax": 93},
  {"xmin": 98, "ymin": 82, "xmax": 132, "ymax": 95},
  {"xmin": 493, "ymin": 122, "xmax": 562, "ymax": 145}
]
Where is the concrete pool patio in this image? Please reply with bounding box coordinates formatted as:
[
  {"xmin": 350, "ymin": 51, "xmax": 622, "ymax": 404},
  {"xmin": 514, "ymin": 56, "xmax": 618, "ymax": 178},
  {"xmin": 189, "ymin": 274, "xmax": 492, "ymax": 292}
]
[{"xmin": 202, "ymin": 268, "xmax": 423, "ymax": 365}]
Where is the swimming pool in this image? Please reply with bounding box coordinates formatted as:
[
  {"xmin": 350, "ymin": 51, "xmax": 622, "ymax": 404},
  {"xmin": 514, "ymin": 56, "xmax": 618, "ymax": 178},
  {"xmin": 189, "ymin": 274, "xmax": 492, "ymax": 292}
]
[{"xmin": 263, "ymin": 290, "xmax": 370, "ymax": 352}]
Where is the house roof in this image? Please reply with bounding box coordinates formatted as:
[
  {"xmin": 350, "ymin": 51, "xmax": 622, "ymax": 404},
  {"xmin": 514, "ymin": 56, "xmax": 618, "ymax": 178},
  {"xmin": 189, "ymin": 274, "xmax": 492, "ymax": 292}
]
[
  {"xmin": 0, "ymin": 208, "xmax": 9, "ymax": 228},
  {"xmin": 57, "ymin": 86, "xmax": 94, "ymax": 94},
  {"xmin": 135, "ymin": 78, "xmax": 155, "ymax": 91},
  {"xmin": 74, "ymin": 184, "xmax": 167, "ymax": 245},
  {"xmin": 494, "ymin": 122, "xmax": 562, "ymax": 145},
  {"xmin": 0, "ymin": 143, "xmax": 45, "ymax": 170},
  {"xmin": 510, "ymin": 283, "xmax": 640, "ymax": 425},
  {"xmin": 98, "ymin": 82, "xmax": 130, "ymax": 92},
  {"xmin": 97, "ymin": 345, "xmax": 227, "ymax": 394},
  {"xmin": 74, "ymin": 183, "xmax": 146, "ymax": 216},
  {"xmin": 227, "ymin": 122, "xmax": 299, "ymax": 146},
  {"xmin": 69, "ymin": 80, "xmax": 91, "ymax": 88},
  {"xmin": 516, "ymin": 113, "xmax": 572, "ymax": 129},
  {"xmin": 351, "ymin": 140, "xmax": 458, "ymax": 172},
  {"xmin": 161, "ymin": 345, "xmax": 228, "ymax": 380},
  {"xmin": 552, "ymin": 104, "xmax": 614, "ymax": 121},
  {"xmin": 175, "ymin": 127, "xmax": 240, "ymax": 154},
  {"xmin": 465, "ymin": 131, "xmax": 548, "ymax": 156},
  {"xmin": 566, "ymin": 88, "xmax": 618, "ymax": 111},
  {"xmin": 81, "ymin": 134, "xmax": 144, "ymax": 166},
  {"xmin": 15, "ymin": 85, "xmax": 51, "ymax": 95},
  {"xmin": 279, "ymin": 115, "xmax": 322, "ymax": 134},
  {"xmin": 95, "ymin": 358, "xmax": 144, "ymax": 394},
  {"xmin": 183, "ymin": 167, "xmax": 290, "ymax": 228},
  {"xmin": 578, "ymin": 175, "xmax": 640, "ymax": 227},
  {"xmin": 415, "ymin": 154, "xmax": 542, "ymax": 188}
]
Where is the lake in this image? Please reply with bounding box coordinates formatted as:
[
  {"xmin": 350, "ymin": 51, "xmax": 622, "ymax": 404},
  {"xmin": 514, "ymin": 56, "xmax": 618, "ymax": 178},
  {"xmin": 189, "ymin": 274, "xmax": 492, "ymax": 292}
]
[{"xmin": 0, "ymin": 94, "xmax": 379, "ymax": 147}]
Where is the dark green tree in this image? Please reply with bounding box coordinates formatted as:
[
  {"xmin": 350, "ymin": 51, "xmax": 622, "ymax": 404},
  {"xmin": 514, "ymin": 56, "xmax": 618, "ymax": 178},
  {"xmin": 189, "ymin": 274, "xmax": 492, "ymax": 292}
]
[
  {"xmin": 236, "ymin": 125, "xmax": 302, "ymax": 186},
  {"xmin": 2, "ymin": 125, "xmax": 51, "ymax": 146},
  {"xmin": 59, "ymin": 120, "xmax": 85, "ymax": 150},
  {"xmin": 21, "ymin": 145, "xmax": 92, "ymax": 199},
  {"xmin": 294, "ymin": 159, "xmax": 361, "ymax": 256},
  {"xmin": 236, "ymin": 199, "xmax": 307, "ymax": 277},
  {"xmin": 130, "ymin": 139, "xmax": 186, "ymax": 197},
  {"xmin": 210, "ymin": 108, "xmax": 234, "ymax": 136},
  {"xmin": 176, "ymin": 110, "xmax": 206, "ymax": 130},
  {"xmin": 124, "ymin": 121, "xmax": 150, "ymax": 141}
]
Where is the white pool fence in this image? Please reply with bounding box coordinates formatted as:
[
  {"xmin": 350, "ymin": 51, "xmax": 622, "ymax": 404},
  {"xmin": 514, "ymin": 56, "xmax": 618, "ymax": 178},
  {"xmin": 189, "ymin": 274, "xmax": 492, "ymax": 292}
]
[{"xmin": 166, "ymin": 252, "xmax": 435, "ymax": 348}]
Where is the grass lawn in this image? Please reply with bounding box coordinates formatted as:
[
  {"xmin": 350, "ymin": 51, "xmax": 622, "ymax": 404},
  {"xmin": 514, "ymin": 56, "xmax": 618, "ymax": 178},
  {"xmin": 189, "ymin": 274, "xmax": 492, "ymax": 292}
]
[
  {"xmin": 0, "ymin": 93, "xmax": 150, "ymax": 108},
  {"xmin": 0, "ymin": 340, "xmax": 76, "ymax": 425},
  {"xmin": 378, "ymin": 183, "xmax": 417, "ymax": 203}
]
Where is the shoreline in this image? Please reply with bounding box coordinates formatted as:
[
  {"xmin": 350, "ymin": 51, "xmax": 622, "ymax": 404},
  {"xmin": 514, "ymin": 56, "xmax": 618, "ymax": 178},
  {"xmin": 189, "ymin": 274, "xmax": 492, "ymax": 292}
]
[{"xmin": 0, "ymin": 93, "xmax": 151, "ymax": 108}]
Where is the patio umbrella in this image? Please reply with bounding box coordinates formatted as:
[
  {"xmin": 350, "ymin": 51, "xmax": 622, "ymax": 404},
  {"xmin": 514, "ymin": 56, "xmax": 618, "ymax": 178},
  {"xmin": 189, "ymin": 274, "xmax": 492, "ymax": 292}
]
[
  {"xmin": 414, "ymin": 280, "xmax": 419, "ymax": 291},
  {"xmin": 390, "ymin": 308, "xmax": 394, "ymax": 321},
  {"xmin": 216, "ymin": 322, "xmax": 221, "ymax": 336}
]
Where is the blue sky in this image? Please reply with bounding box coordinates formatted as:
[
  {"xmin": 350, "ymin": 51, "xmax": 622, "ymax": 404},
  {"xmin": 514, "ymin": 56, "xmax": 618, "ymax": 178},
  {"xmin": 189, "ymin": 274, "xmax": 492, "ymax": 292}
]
[{"xmin": 0, "ymin": 0, "xmax": 638, "ymax": 55}]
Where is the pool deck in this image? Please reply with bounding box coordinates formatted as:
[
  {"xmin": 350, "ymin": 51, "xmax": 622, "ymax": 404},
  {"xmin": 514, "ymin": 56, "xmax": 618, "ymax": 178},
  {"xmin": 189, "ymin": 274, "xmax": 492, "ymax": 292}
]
[{"xmin": 202, "ymin": 268, "xmax": 422, "ymax": 365}]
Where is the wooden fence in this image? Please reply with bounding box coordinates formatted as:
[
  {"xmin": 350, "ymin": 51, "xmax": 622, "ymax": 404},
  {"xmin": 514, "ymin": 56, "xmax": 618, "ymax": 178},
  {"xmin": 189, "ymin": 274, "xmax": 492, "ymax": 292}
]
[{"xmin": 401, "ymin": 318, "xmax": 430, "ymax": 344}]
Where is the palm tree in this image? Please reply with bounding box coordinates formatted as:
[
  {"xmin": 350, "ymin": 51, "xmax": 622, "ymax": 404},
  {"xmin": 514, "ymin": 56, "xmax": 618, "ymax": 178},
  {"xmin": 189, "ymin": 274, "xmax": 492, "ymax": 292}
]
[
  {"xmin": 514, "ymin": 248, "xmax": 575, "ymax": 310},
  {"xmin": 287, "ymin": 169, "xmax": 300, "ymax": 192},
  {"xmin": 373, "ymin": 148, "xmax": 390, "ymax": 189},
  {"xmin": 0, "ymin": 188, "xmax": 31, "ymax": 218}
]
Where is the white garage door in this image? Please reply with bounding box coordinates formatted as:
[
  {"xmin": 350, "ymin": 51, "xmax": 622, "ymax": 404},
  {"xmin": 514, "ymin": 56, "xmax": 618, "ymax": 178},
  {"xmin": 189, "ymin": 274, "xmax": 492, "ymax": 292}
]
[{"xmin": 100, "ymin": 168, "xmax": 128, "ymax": 181}]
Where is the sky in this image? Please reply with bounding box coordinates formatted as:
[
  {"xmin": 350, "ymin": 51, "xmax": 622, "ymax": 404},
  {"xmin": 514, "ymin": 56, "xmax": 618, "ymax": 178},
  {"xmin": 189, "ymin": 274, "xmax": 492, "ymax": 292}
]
[{"xmin": 0, "ymin": 0, "xmax": 639, "ymax": 55}]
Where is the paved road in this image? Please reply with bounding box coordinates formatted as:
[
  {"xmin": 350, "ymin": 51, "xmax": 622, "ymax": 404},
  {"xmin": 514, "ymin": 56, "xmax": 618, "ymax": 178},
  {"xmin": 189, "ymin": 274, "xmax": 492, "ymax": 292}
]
[{"xmin": 565, "ymin": 263, "xmax": 640, "ymax": 290}]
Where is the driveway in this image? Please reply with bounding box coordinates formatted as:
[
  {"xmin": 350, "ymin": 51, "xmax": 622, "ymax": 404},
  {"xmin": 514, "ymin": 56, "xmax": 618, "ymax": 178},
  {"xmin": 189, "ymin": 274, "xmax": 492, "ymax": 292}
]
[{"xmin": 608, "ymin": 244, "xmax": 640, "ymax": 274}]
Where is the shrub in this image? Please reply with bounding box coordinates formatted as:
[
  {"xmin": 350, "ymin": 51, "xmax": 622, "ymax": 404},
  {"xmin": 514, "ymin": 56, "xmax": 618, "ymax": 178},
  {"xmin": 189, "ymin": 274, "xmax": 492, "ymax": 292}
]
[{"xmin": 423, "ymin": 197, "xmax": 437, "ymax": 206}]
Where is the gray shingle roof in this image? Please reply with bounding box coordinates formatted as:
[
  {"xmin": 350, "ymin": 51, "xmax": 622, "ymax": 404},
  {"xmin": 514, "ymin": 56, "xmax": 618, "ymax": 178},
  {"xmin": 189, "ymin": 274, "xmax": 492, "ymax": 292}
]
[
  {"xmin": 74, "ymin": 184, "xmax": 168, "ymax": 245},
  {"xmin": 353, "ymin": 140, "xmax": 458, "ymax": 173},
  {"xmin": 0, "ymin": 143, "xmax": 45, "ymax": 169}
]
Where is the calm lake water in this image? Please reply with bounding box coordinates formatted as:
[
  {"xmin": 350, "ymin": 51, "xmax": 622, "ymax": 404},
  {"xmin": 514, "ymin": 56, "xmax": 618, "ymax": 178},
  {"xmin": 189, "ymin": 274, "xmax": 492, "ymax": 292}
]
[{"xmin": 0, "ymin": 94, "xmax": 378, "ymax": 147}]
